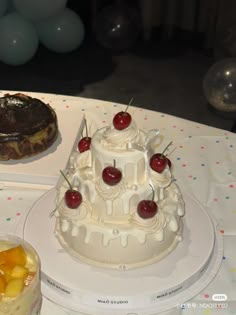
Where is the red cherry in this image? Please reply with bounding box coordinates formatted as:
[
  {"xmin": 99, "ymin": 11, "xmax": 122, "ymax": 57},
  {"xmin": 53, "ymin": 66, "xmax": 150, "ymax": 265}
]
[
  {"xmin": 65, "ymin": 189, "xmax": 82, "ymax": 209},
  {"xmin": 78, "ymin": 118, "xmax": 91, "ymax": 152},
  {"xmin": 113, "ymin": 111, "xmax": 132, "ymax": 130},
  {"xmin": 60, "ymin": 170, "xmax": 83, "ymax": 209},
  {"xmin": 137, "ymin": 200, "xmax": 158, "ymax": 219},
  {"xmin": 78, "ymin": 137, "xmax": 91, "ymax": 153},
  {"xmin": 150, "ymin": 141, "xmax": 173, "ymax": 173},
  {"xmin": 102, "ymin": 165, "xmax": 122, "ymax": 186},
  {"xmin": 150, "ymin": 153, "xmax": 168, "ymax": 173}
]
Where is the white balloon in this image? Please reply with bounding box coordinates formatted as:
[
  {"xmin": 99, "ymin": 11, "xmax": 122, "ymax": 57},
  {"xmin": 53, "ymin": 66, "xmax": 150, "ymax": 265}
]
[
  {"xmin": 0, "ymin": 12, "xmax": 39, "ymax": 65},
  {"xmin": 36, "ymin": 8, "xmax": 85, "ymax": 53},
  {"xmin": 14, "ymin": 0, "xmax": 67, "ymax": 20}
]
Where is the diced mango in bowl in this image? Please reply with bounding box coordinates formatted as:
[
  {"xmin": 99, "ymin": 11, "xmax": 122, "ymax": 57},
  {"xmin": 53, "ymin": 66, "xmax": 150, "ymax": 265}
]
[
  {"xmin": 5, "ymin": 278, "xmax": 25, "ymax": 297},
  {"xmin": 0, "ymin": 275, "xmax": 6, "ymax": 294},
  {"xmin": 10, "ymin": 265, "xmax": 29, "ymax": 279},
  {"xmin": 0, "ymin": 245, "xmax": 27, "ymax": 267},
  {"xmin": 0, "ymin": 245, "xmax": 35, "ymax": 298},
  {"xmin": 0, "ymin": 265, "xmax": 12, "ymax": 282}
]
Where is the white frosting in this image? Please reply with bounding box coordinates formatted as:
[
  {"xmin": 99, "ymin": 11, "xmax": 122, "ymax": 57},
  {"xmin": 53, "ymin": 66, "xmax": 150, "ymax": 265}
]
[
  {"xmin": 54, "ymin": 118, "xmax": 185, "ymax": 270},
  {"xmin": 151, "ymin": 167, "xmax": 172, "ymax": 188},
  {"xmin": 101, "ymin": 121, "xmax": 140, "ymax": 150},
  {"xmin": 131, "ymin": 211, "xmax": 167, "ymax": 242},
  {"xmin": 57, "ymin": 198, "xmax": 91, "ymax": 221},
  {"xmin": 95, "ymin": 177, "xmax": 125, "ymax": 201},
  {"xmin": 74, "ymin": 150, "xmax": 92, "ymax": 170}
]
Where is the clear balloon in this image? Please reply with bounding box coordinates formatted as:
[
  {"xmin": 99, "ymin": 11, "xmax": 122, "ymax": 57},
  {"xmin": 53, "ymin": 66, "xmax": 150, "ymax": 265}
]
[
  {"xmin": 94, "ymin": 1, "xmax": 141, "ymax": 51},
  {"xmin": 0, "ymin": 12, "xmax": 39, "ymax": 65},
  {"xmin": 0, "ymin": 0, "xmax": 7, "ymax": 16},
  {"xmin": 203, "ymin": 58, "xmax": 236, "ymax": 113},
  {"xmin": 36, "ymin": 8, "xmax": 85, "ymax": 53},
  {"xmin": 13, "ymin": 0, "xmax": 67, "ymax": 21}
]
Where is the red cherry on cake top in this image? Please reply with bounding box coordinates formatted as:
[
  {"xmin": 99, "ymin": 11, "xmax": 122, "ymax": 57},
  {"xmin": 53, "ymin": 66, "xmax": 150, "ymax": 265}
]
[
  {"xmin": 102, "ymin": 160, "xmax": 122, "ymax": 186},
  {"xmin": 113, "ymin": 98, "xmax": 133, "ymax": 130},
  {"xmin": 78, "ymin": 118, "xmax": 91, "ymax": 153},
  {"xmin": 60, "ymin": 170, "xmax": 83, "ymax": 209},
  {"xmin": 150, "ymin": 141, "xmax": 173, "ymax": 173},
  {"xmin": 137, "ymin": 185, "xmax": 158, "ymax": 219},
  {"xmin": 113, "ymin": 111, "xmax": 132, "ymax": 130}
]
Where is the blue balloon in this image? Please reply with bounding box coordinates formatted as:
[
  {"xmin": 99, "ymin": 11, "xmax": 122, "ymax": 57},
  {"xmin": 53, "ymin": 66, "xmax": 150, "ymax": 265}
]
[
  {"xmin": 0, "ymin": 0, "xmax": 7, "ymax": 16},
  {"xmin": 14, "ymin": 0, "xmax": 67, "ymax": 21},
  {"xmin": 0, "ymin": 12, "xmax": 39, "ymax": 65},
  {"xmin": 36, "ymin": 8, "xmax": 85, "ymax": 53}
]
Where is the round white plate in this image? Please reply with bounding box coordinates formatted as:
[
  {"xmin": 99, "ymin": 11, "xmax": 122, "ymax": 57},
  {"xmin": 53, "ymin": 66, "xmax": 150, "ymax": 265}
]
[{"xmin": 23, "ymin": 189, "xmax": 223, "ymax": 315}]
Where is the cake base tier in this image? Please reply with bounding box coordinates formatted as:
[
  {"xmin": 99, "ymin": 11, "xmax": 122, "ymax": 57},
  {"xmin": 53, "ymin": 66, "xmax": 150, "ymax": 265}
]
[{"xmin": 23, "ymin": 188, "xmax": 222, "ymax": 315}]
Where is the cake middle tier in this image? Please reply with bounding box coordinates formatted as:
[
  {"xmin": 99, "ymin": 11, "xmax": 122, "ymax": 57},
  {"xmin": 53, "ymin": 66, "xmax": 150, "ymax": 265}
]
[{"xmin": 91, "ymin": 125, "xmax": 148, "ymax": 186}]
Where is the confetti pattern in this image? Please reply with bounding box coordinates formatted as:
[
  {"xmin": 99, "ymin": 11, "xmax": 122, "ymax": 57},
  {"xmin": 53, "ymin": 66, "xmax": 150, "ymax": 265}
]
[{"xmin": 0, "ymin": 91, "xmax": 235, "ymax": 315}]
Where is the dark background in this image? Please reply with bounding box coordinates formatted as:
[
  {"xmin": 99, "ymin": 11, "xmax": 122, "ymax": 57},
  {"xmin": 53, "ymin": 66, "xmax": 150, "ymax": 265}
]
[{"xmin": 1, "ymin": 0, "xmax": 235, "ymax": 132}]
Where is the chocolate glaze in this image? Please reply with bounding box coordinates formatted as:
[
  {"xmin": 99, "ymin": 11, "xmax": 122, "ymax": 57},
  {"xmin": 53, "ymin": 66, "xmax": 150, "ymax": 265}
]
[{"xmin": 0, "ymin": 94, "xmax": 57, "ymax": 143}]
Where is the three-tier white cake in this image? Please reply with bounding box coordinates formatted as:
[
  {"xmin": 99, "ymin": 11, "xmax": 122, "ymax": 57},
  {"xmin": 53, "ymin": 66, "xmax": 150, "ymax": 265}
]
[{"xmin": 53, "ymin": 112, "xmax": 185, "ymax": 270}]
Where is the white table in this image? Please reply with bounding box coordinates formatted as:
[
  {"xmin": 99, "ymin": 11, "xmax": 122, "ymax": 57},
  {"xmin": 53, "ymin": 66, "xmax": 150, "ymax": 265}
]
[{"xmin": 1, "ymin": 91, "xmax": 236, "ymax": 315}]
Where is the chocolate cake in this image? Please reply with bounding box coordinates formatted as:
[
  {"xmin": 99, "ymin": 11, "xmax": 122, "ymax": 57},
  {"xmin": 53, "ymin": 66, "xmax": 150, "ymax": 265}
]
[{"xmin": 0, "ymin": 93, "xmax": 58, "ymax": 160}]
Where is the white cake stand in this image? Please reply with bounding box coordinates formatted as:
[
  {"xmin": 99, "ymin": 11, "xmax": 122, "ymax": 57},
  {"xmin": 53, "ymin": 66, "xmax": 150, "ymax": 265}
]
[{"xmin": 23, "ymin": 189, "xmax": 223, "ymax": 315}]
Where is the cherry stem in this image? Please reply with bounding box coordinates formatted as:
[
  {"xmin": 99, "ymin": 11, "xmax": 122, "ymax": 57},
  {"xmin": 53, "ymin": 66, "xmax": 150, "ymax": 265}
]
[
  {"xmin": 149, "ymin": 184, "xmax": 155, "ymax": 201},
  {"xmin": 161, "ymin": 141, "xmax": 173, "ymax": 158},
  {"xmin": 85, "ymin": 118, "xmax": 89, "ymax": 138},
  {"xmin": 60, "ymin": 170, "xmax": 73, "ymax": 190},
  {"xmin": 113, "ymin": 159, "xmax": 116, "ymax": 168},
  {"xmin": 124, "ymin": 97, "xmax": 133, "ymax": 112}
]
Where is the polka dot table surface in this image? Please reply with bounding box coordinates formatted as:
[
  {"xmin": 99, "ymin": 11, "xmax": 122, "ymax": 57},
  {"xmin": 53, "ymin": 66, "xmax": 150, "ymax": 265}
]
[{"xmin": 0, "ymin": 91, "xmax": 235, "ymax": 315}]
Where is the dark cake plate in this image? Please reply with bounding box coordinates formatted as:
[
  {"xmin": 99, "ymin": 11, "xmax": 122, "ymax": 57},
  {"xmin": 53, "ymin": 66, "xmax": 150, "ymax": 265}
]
[{"xmin": 0, "ymin": 91, "xmax": 85, "ymax": 188}]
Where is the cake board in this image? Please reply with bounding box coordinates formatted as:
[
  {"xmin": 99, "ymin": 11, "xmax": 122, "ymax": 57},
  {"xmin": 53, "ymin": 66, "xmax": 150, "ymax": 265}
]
[{"xmin": 23, "ymin": 188, "xmax": 223, "ymax": 315}]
